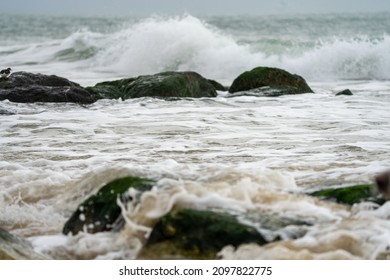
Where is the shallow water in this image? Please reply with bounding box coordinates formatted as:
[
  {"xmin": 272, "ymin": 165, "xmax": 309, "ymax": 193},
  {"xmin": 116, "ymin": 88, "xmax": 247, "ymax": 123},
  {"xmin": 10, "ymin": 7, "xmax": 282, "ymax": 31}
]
[{"xmin": 1, "ymin": 81, "xmax": 390, "ymax": 259}]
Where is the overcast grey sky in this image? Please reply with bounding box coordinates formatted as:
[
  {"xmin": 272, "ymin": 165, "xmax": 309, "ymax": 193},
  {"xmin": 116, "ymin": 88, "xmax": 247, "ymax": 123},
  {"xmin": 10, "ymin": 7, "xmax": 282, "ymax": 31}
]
[{"xmin": 2, "ymin": 0, "xmax": 390, "ymax": 15}]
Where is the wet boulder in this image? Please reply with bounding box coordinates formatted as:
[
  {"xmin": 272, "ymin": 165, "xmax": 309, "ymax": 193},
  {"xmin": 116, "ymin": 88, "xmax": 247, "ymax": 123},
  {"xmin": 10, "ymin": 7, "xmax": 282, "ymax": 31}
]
[
  {"xmin": 208, "ymin": 79, "xmax": 227, "ymax": 92},
  {"xmin": 138, "ymin": 208, "xmax": 268, "ymax": 259},
  {"xmin": 87, "ymin": 71, "xmax": 218, "ymax": 100},
  {"xmin": 63, "ymin": 176, "xmax": 155, "ymax": 235},
  {"xmin": 229, "ymin": 66, "xmax": 313, "ymax": 95},
  {"xmin": 0, "ymin": 71, "xmax": 97, "ymax": 104},
  {"xmin": 336, "ymin": 89, "xmax": 353, "ymax": 96},
  {"xmin": 308, "ymin": 184, "xmax": 385, "ymax": 205},
  {"xmin": 86, "ymin": 77, "xmax": 137, "ymax": 100}
]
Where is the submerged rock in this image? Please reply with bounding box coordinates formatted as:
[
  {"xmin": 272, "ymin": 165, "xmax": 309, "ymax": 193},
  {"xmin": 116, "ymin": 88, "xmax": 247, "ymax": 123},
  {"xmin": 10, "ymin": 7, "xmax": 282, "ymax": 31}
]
[
  {"xmin": 138, "ymin": 208, "xmax": 268, "ymax": 259},
  {"xmin": 63, "ymin": 176, "xmax": 155, "ymax": 235},
  {"xmin": 87, "ymin": 71, "xmax": 218, "ymax": 100},
  {"xmin": 336, "ymin": 89, "xmax": 353, "ymax": 96},
  {"xmin": 0, "ymin": 72, "xmax": 96, "ymax": 104},
  {"xmin": 243, "ymin": 211, "xmax": 311, "ymax": 241},
  {"xmin": 308, "ymin": 184, "xmax": 385, "ymax": 205},
  {"xmin": 0, "ymin": 228, "xmax": 46, "ymax": 260},
  {"xmin": 229, "ymin": 66, "xmax": 313, "ymax": 95}
]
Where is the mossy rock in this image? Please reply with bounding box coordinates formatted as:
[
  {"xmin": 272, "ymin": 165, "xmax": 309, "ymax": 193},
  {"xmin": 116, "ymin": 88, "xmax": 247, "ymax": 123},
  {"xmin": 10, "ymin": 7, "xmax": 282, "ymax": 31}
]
[
  {"xmin": 229, "ymin": 66, "xmax": 313, "ymax": 94},
  {"xmin": 208, "ymin": 79, "xmax": 227, "ymax": 91},
  {"xmin": 86, "ymin": 77, "xmax": 137, "ymax": 100},
  {"xmin": 63, "ymin": 176, "xmax": 155, "ymax": 235},
  {"xmin": 87, "ymin": 71, "xmax": 217, "ymax": 100},
  {"xmin": 308, "ymin": 184, "xmax": 385, "ymax": 205},
  {"xmin": 138, "ymin": 209, "xmax": 267, "ymax": 259}
]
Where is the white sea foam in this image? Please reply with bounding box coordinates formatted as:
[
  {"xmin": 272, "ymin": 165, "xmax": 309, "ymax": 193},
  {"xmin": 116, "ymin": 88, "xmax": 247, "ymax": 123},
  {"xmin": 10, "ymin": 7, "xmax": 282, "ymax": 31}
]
[
  {"xmin": 283, "ymin": 36, "xmax": 390, "ymax": 81},
  {"xmin": 2, "ymin": 90, "xmax": 390, "ymax": 259}
]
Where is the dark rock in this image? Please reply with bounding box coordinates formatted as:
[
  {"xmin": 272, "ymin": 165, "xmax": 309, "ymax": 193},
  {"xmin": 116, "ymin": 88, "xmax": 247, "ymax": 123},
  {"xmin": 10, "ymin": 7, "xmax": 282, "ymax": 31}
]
[
  {"xmin": 0, "ymin": 228, "xmax": 46, "ymax": 259},
  {"xmin": 208, "ymin": 79, "xmax": 227, "ymax": 92},
  {"xmin": 138, "ymin": 209, "xmax": 268, "ymax": 259},
  {"xmin": 87, "ymin": 71, "xmax": 218, "ymax": 100},
  {"xmin": 1, "ymin": 71, "xmax": 79, "ymax": 88},
  {"xmin": 308, "ymin": 184, "xmax": 385, "ymax": 205},
  {"xmin": 0, "ymin": 72, "xmax": 97, "ymax": 104},
  {"xmin": 86, "ymin": 77, "xmax": 137, "ymax": 100},
  {"xmin": 63, "ymin": 176, "xmax": 155, "ymax": 235},
  {"xmin": 375, "ymin": 171, "xmax": 390, "ymax": 199},
  {"xmin": 229, "ymin": 66, "xmax": 313, "ymax": 94},
  {"xmin": 336, "ymin": 89, "xmax": 353, "ymax": 96},
  {"xmin": 0, "ymin": 108, "xmax": 15, "ymax": 115}
]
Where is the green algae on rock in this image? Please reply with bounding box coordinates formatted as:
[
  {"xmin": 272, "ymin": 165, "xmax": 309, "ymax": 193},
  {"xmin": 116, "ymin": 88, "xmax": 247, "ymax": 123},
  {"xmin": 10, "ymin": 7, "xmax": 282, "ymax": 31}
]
[
  {"xmin": 308, "ymin": 184, "xmax": 385, "ymax": 205},
  {"xmin": 63, "ymin": 176, "xmax": 155, "ymax": 235},
  {"xmin": 87, "ymin": 71, "xmax": 218, "ymax": 100},
  {"xmin": 229, "ymin": 66, "xmax": 313, "ymax": 94},
  {"xmin": 138, "ymin": 208, "xmax": 268, "ymax": 259}
]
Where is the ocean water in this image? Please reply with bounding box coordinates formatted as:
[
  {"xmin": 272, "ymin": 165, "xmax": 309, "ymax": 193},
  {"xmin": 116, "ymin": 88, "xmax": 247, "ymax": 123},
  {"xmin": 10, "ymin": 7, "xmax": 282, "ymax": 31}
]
[{"xmin": 1, "ymin": 13, "xmax": 390, "ymax": 259}]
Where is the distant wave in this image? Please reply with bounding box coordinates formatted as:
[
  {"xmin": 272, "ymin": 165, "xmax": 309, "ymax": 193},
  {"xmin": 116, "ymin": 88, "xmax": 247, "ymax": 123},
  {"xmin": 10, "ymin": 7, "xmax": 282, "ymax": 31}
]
[
  {"xmin": 280, "ymin": 36, "xmax": 390, "ymax": 81},
  {"xmin": 1, "ymin": 14, "xmax": 390, "ymax": 82}
]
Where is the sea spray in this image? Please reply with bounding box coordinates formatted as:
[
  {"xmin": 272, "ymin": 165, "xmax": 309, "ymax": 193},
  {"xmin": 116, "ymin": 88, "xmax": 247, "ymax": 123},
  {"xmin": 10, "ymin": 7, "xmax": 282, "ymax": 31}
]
[{"xmin": 2, "ymin": 14, "xmax": 390, "ymax": 84}]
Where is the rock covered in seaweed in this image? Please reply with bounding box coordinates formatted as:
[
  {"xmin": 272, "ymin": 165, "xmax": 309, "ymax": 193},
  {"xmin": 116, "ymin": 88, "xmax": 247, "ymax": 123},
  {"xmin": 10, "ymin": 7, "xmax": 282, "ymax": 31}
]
[
  {"xmin": 87, "ymin": 71, "xmax": 218, "ymax": 99},
  {"xmin": 307, "ymin": 184, "xmax": 385, "ymax": 205},
  {"xmin": 138, "ymin": 208, "xmax": 268, "ymax": 259},
  {"xmin": 63, "ymin": 176, "xmax": 155, "ymax": 235},
  {"xmin": 229, "ymin": 66, "xmax": 313, "ymax": 95},
  {"xmin": 0, "ymin": 71, "xmax": 97, "ymax": 104}
]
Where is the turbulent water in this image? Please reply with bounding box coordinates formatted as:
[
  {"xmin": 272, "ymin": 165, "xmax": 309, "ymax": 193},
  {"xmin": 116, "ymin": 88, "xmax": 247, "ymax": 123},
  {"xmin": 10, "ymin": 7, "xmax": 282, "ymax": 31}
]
[{"xmin": 1, "ymin": 13, "xmax": 390, "ymax": 260}]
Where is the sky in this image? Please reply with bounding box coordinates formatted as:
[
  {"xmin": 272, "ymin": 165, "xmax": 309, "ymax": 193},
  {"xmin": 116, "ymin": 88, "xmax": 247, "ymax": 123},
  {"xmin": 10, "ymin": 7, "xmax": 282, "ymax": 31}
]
[{"xmin": 1, "ymin": 0, "xmax": 390, "ymax": 15}]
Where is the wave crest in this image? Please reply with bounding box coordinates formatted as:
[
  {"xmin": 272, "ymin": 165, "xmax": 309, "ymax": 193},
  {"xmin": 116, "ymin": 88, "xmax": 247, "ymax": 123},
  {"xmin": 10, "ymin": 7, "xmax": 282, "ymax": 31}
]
[
  {"xmin": 93, "ymin": 15, "xmax": 261, "ymax": 82},
  {"xmin": 2, "ymin": 15, "xmax": 390, "ymax": 82}
]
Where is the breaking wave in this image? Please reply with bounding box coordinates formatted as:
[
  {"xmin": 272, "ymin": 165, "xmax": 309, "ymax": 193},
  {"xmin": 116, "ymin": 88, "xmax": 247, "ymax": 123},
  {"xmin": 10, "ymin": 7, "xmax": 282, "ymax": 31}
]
[{"xmin": 2, "ymin": 14, "xmax": 390, "ymax": 82}]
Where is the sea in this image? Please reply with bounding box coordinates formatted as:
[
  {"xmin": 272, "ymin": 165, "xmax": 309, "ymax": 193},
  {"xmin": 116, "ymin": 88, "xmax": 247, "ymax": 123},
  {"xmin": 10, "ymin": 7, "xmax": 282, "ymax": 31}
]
[{"xmin": 1, "ymin": 13, "xmax": 390, "ymax": 260}]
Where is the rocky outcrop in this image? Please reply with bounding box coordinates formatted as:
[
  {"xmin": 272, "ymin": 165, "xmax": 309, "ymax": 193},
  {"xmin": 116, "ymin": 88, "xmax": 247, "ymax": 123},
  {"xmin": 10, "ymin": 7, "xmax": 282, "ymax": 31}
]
[
  {"xmin": 0, "ymin": 72, "xmax": 97, "ymax": 104},
  {"xmin": 229, "ymin": 67, "xmax": 313, "ymax": 95},
  {"xmin": 63, "ymin": 176, "xmax": 155, "ymax": 235},
  {"xmin": 87, "ymin": 71, "xmax": 218, "ymax": 100},
  {"xmin": 138, "ymin": 208, "xmax": 268, "ymax": 259}
]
